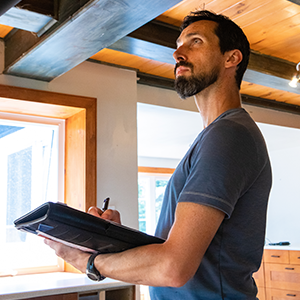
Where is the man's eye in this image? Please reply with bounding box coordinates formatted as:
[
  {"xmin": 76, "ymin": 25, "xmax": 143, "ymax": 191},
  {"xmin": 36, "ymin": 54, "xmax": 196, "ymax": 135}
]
[{"xmin": 193, "ymin": 38, "xmax": 201, "ymax": 44}]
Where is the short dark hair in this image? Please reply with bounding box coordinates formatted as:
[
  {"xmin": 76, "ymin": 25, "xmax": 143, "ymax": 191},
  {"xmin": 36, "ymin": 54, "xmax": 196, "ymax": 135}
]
[{"xmin": 181, "ymin": 10, "xmax": 250, "ymax": 89}]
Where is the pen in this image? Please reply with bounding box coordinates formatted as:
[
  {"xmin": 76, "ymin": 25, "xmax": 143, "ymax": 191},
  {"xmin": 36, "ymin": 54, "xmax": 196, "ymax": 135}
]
[{"xmin": 102, "ymin": 197, "xmax": 110, "ymax": 211}]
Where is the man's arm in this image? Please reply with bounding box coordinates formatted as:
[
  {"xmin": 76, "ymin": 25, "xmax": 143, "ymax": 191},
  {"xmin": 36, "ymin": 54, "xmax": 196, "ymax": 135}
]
[{"xmin": 45, "ymin": 202, "xmax": 225, "ymax": 287}]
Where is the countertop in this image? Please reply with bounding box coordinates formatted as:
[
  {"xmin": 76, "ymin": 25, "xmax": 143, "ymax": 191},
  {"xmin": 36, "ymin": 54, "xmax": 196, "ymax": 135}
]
[
  {"xmin": 264, "ymin": 244, "xmax": 300, "ymax": 251},
  {"xmin": 0, "ymin": 272, "xmax": 133, "ymax": 300}
]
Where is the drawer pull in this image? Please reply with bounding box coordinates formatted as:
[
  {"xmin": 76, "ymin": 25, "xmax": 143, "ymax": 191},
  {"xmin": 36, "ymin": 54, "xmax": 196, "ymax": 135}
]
[
  {"xmin": 285, "ymin": 267, "xmax": 295, "ymax": 270},
  {"xmin": 271, "ymin": 255, "xmax": 281, "ymax": 258},
  {"xmin": 286, "ymin": 294, "xmax": 296, "ymax": 297}
]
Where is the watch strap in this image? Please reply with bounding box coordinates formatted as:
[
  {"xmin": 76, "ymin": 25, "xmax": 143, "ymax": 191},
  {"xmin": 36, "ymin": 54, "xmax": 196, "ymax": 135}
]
[{"xmin": 86, "ymin": 252, "xmax": 106, "ymax": 281}]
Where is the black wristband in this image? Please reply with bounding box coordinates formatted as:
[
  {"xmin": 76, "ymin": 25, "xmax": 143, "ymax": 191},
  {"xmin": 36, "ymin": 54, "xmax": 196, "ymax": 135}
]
[{"xmin": 86, "ymin": 252, "xmax": 106, "ymax": 281}]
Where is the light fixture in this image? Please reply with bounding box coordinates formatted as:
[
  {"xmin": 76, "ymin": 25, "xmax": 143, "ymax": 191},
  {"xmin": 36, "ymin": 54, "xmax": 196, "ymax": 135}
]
[{"xmin": 289, "ymin": 62, "xmax": 300, "ymax": 88}]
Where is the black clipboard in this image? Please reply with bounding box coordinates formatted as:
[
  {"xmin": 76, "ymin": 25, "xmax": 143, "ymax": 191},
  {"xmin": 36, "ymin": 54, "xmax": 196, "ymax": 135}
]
[{"xmin": 14, "ymin": 202, "xmax": 164, "ymax": 253}]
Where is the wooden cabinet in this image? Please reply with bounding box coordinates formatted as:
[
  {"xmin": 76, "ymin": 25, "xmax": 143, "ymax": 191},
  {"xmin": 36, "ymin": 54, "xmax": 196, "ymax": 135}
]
[
  {"xmin": 264, "ymin": 249, "xmax": 290, "ymax": 264},
  {"xmin": 259, "ymin": 250, "xmax": 300, "ymax": 300},
  {"xmin": 265, "ymin": 263, "xmax": 300, "ymax": 291},
  {"xmin": 266, "ymin": 288, "xmax": 300, "ymax": 300},
  {"xmin": 290, "ymin": 251, "xmax": 300, "ymax": 265}
]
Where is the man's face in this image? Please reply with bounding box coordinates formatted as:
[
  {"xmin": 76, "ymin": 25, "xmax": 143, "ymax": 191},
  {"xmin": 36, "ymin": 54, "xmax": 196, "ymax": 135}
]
[{"xmin": 173, "ymin": 20, "xmax": 223, "ymax": 99}]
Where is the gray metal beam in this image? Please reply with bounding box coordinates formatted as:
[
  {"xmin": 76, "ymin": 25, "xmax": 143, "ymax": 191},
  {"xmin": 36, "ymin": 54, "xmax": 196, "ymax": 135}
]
[
  {"xmin": 287, "ymin": 0, "xmax": 300, "ymax": 5},
  {"xmin": 0, "ymin": 7, "xmax": 55, "ymax": 32},
  {"xmin": 4, "ymin": 0, "xmax": 182, "ymax": 81},
  {"xmin": 0, "ymin": 0, "xmax": 22, "ymax": 16}
]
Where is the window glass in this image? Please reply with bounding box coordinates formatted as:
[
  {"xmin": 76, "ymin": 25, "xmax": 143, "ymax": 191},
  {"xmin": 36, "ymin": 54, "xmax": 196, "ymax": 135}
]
[
  {"xmin": 138, "ymin": 174, "xmax": 171, "ymax": 235},
  {"xmin": 0, "ymin": 115, "xmax": 64, "ymax": 275}
]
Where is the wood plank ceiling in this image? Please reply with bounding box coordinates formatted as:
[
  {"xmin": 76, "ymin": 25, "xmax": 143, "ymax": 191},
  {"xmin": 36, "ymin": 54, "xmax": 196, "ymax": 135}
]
[{"xmin": 0, "ymin": 0, "xmax": 299, "ymax": 113}]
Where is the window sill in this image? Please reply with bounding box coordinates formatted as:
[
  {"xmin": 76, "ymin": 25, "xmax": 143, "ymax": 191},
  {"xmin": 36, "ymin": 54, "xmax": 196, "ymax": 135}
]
[{"xmin": 0, "ymin": 272, "xmax": 133, "ymax": 300}]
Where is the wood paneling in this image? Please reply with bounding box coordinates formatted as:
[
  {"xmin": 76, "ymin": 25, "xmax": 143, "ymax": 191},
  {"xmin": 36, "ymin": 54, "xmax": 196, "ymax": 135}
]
[
  {"xmin": 157, "ymin": 0, "xmax": 300, "ymax": 64},
  {"xmin": 241, "ymin": 82, "xmax": 300, "ymax": 106},
  {"xmin": 91, "ymin": 49, "xmax": 175, "ymax": 79},
  {"xmin": 0, "ymin": 24, "xmax": 13, "ymax": 38}
]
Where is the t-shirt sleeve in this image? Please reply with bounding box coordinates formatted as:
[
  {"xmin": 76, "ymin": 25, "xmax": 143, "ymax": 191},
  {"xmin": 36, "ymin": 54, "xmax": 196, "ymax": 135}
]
[{"xmin": 178, "ymin": 119, "xmax": 261, "ymax": 218}]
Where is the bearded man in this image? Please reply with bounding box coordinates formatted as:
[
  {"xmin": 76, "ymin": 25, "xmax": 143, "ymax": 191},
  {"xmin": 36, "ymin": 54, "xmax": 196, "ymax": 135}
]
[{"xmin": 45, "ymin": 10, "xmax": 272, "ymax": 300}]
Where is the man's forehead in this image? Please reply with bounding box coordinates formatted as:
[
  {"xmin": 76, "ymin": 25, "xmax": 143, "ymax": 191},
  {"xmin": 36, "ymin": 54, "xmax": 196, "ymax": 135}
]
[{"xmin": 177, "ymin": 20, "xmax": 218, "ymax": 45}]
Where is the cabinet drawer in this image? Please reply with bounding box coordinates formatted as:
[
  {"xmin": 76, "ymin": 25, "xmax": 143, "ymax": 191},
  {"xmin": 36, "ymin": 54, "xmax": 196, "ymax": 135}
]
[
  {"xmin": 265, "ymin": 263, "xmax": 300, "ymax": 291},
  {"xmin": 290, "ymin": 251, "xmax": 300, "ymax": 265},
  {"xmin": 266, "ymin": 288, "xmax": 300, "ymax": 300},
  {"xmin": 264, "ymin": 249, "xmax": 289, "ymax": 264}
]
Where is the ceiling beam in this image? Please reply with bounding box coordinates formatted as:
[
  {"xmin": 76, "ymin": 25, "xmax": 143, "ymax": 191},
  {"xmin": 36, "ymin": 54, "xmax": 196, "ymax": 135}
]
[
  {"xmin": 137, "ymin": 72, "xmax": 300, "ymax": 115},
  {"xmin": 0, "ymin": 0, "xmax": 22, "ymax": 16},
  {"xmin": 0, "ymin": 7, "xmax": 56, "ymax": 33},
  {"xmin": 109, "ymin": 20, "xmax": 298, "ymax": 89},
  {"xmin": 287, "ymin": 0, "xmax": 300, "ymax": 5},
  {"xmin": 16, "ymin": 0, "xmax": 57, "ymax": 17},
  {"xmin": 4, "ymin": 0, "xmax": 182, "ymax": 81}
]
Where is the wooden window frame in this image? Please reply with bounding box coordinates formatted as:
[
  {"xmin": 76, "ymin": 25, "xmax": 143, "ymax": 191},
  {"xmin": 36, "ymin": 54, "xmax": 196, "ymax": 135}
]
[
  {"xmin": 138, "ymin": 166, "xmax": 175, "ymax": 174},
  {"xmin": 0, "ymin": 84, "xmax": 96, "ymax": 212}
]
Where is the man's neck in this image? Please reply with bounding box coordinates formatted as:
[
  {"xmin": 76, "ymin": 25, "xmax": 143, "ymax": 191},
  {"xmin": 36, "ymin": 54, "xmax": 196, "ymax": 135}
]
[{"xmin": 194, "ymin": 83, "xmax": 241, "ymax": 128}]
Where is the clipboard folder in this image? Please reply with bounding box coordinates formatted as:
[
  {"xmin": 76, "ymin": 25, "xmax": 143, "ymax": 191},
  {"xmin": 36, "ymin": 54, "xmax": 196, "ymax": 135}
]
[{"xmin": 14, "ymin": 202, "xmax": 165, "ymax": 253}]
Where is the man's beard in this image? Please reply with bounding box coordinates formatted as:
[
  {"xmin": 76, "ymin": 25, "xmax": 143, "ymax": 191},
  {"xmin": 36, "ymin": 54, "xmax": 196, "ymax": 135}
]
[{"xmin": 174, "ymin": 62, "xmax": 220, "ymax": 99}]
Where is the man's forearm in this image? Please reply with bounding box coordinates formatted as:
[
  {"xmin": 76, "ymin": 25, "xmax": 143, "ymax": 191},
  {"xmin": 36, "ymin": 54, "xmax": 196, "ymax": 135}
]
[{"xmin": 94, "ymin": 242, "xmax": 182, "ymax": 287}]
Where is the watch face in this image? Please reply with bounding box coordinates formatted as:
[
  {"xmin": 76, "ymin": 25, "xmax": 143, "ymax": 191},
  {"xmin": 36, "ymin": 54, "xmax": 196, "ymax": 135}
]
[{"xmin": 87, "ymin": 271, "xmax": 100, "ymax": 281}]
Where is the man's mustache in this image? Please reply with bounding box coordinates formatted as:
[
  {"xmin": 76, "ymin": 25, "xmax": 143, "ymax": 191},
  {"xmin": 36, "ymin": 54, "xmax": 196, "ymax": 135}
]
[{"xmin": 174, "ymin": 61, "xmax": 194, "ymax": 75}]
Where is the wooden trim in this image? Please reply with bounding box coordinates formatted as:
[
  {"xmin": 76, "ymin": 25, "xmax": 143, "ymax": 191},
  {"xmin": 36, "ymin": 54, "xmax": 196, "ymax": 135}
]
[
  {"xmin": 0, "ymin": 84, "xmax": 97, "ymax": 211},
  {"xmin": 138, "ymin": 166, "xmax": 175, "ymax": 174}
]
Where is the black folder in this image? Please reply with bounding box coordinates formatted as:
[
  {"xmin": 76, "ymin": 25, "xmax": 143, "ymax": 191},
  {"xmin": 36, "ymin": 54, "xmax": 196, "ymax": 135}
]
[{"xmin": 14, "ymin": 202, "xmax": 164, "ymax": 253}]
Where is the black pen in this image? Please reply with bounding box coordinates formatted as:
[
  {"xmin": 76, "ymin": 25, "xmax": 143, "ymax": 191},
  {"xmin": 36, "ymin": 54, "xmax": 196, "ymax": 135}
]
[{"xmin": 102, "ymin": 197, "xmax": 110, "ymax": 211}]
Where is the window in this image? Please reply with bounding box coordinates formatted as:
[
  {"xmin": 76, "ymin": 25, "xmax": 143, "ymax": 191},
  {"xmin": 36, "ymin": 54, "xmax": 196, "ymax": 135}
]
[
  {"xmin": 138, "ymin": 167, "xmax": 173, "ymax": 300},
  {"xmin": 138, "ymin": 173, "xmax": 171, "ymax": 235},
  {"xmin": 0, "ymin": 84, "xmax": 97, "ymax": 275},
  {"xmin": 0, "ymin": 113, "xmax": 64, "ymax": 275}
]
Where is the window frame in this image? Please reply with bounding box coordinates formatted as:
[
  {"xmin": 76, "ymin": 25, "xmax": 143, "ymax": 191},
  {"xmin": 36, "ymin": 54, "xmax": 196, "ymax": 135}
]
[{"xmin": 0, "ymin": 84, "xmax": 97, "ymax": 273}]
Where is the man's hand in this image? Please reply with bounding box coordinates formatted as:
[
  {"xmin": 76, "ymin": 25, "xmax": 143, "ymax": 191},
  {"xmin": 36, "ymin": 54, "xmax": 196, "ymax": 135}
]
[
  {"xmin": 88, "ymin": 206, "xmax": 121, "ymax": 224},
  {"xmin": 43, "ymin": 205, "xmax": 121, "ymax": 274},
  {"xmin": 44, "ymin": 239, "xmax": 90, "ymax": 273}
]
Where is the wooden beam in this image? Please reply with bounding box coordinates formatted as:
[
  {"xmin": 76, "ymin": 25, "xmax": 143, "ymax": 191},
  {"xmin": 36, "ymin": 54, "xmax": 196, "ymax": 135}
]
[
  {"xmin": 241, "ymin": 94, "xmax": 300, "ymax": 115},
  {"xmin": 4, "ymin": 0, "xmax": 182, "ymax": 81},
  {"xmin": 248, "ymin": 51, "xmax": 296, "ymax": 81},
  {"xmin": 137, "ymin": 72, "xmax": 300, "ymax": 115},
  {"xmin": 16, "ymin": 0, "xmax": 57, "ymax": 17}
]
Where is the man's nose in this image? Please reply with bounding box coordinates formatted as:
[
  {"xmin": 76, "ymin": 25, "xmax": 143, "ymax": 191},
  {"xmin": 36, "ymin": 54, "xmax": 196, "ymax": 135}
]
[{"xmin": 173, "ymin": 45, "xmax": 187, "ymax": 63}]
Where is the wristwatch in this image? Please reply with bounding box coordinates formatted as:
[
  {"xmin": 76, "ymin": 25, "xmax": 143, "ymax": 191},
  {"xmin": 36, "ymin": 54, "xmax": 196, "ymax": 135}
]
[{"xmin": 86, "ymin": 252, "xmax": 106, "ymax": 281}]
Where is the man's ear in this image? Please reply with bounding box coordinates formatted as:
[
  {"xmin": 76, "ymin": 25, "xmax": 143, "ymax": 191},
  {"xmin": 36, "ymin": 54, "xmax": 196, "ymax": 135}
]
[{"xmin": 224, "ymin": 49, "xmax": 243, "ymax": 69}]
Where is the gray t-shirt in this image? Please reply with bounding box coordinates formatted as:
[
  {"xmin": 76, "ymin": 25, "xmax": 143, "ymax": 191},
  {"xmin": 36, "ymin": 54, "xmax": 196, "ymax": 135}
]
[{"xmin": 149, "ymin": 108, "xmax": 272, "ymax": 300}]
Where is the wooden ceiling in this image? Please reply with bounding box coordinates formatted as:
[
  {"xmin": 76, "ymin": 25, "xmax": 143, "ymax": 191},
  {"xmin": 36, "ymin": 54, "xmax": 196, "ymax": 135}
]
[{"xmin": 0, "ymin": 0, "xmax": 300, "ymax": 113}]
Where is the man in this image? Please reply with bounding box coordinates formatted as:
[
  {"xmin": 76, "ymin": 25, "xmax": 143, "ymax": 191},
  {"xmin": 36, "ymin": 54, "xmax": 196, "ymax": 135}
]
[{"xmin": 45, "ymin": 10, "xmax": 272, "ymax": 299}]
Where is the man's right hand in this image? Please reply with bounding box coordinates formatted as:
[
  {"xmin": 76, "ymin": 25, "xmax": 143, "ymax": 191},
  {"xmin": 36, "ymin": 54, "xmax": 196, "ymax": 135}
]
[{"xmin": 88, "ymin": 206, "xmax": 121, "ymax": 224}]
